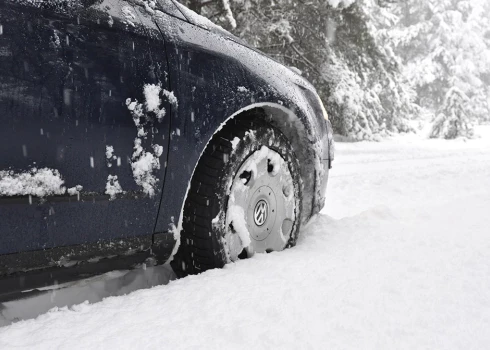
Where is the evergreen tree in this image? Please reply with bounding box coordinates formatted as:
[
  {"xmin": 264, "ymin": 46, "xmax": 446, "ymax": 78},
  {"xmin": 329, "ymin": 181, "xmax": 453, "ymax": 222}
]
[
  {"xmin": 430, "ymin": 87, "xmax": 473, "ymax": 139},
  {"xmin": 389, "ymin": 0, "xmax": 490, "ymax": 135},
  {"xmin": 178, "ymin": 0, "xmax": 418, "ymax": 140},
  {"xmin": 177, "ymin": 0, "xmax": 489, "ymax": 139}
]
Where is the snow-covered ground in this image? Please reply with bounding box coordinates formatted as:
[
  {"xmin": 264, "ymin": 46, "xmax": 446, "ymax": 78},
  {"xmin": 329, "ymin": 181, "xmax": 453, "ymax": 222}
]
[{"xmin": 1, "ymin": 126, "xmax": 490, "ymax": 349}]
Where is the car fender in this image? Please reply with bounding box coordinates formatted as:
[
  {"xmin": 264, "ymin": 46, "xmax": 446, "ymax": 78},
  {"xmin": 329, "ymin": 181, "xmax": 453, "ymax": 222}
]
[{"xmin": 152, "ymin": 15, "xmax": 331, "ymax": 257}]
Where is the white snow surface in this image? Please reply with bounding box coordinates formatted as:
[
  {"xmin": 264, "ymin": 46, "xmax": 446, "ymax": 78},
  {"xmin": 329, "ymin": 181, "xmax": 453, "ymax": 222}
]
[
  {"xmin": 130, "ymin": 140, "xmax": 162, "ymax": 197},
  {"xmin": 66, "ymin": 185, "xmax": 83, "ymax": 196},
  {"xmin": 105, "ymin": 175, "xmax": 123, "ymax": 200},
  {"xmin": 234, "ymin": 145, "xmax": 282, "ymax": 181},
  {"xmin": 141, "ymin": 83, "xmax": 170, "ymax": 122},
  {"xmin": 105, "ymin": 145, "xmax": 117, "ymax": 167},
  {"xmin": 221, "ymin": 0, "xmax": 236, "ymax": 29},
  {"xmin": 174, "ymin": 1, "xmax": 228, "ymax": 33},
  {"xmin": 225, "ymin": 204, "xmax": 251, "ymax": 249},
  {"xmin": 162, "ymin": 89, "xmax": 178, "ymax": 107},
  {"xmin": 121, "ymin": 6, "xmax": 136, "ymax": 27},
  {"xmin": 1, "ymin": 126, "xmax": 490, "ymax": 348},
  {"xmin": 143, "ymin": 84, "xmax": 162, "ymax": 115},
  {"xmin": 126, "ymin": 83, "xmax": 174, "ymax": 196},
  {"xmin": 105, "ymin": 145, "xmax": 114, "ymax": 160},
  {"xmin": 0, "ymin": 168, "xmax": 66, "ymax": 197},
  {"xmin": 230, "ymin": 136, "xmax": 240, "ymax": 149},
  {"xmin": 327, "ymin": 0, "xmax": 357, "ymax": 8},
  {"xmin": 0, "ymin": 168, "xmax": 84, "ymax": 199}
]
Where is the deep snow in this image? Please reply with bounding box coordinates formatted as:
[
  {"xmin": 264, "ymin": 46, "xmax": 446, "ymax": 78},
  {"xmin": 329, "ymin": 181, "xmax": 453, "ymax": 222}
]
[{"xmin": 1, "ymin": 126, "xmax": 490, "ymax": 349}]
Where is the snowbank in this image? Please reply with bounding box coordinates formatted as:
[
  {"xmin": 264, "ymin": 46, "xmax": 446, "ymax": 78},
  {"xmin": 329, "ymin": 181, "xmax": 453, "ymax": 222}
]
[{"xmin": 1, "ymin": 127, "xmax": 490, "ymax": 348}]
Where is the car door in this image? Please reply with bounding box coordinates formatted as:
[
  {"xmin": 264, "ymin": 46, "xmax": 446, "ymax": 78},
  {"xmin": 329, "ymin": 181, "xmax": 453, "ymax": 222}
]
[{"xmin": 0, "ymin": 0, "xmax": 171, "ymax": 257}]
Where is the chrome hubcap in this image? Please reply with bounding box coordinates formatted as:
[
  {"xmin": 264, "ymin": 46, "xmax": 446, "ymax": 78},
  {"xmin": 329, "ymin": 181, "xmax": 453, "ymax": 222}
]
[{"xmin": 225, "ymin": 146, "xmax": 296, "ymax": 261}]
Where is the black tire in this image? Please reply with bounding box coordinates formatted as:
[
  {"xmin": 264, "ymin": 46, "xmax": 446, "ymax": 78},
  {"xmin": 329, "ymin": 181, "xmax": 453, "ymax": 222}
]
[{"xmin": 171, "ymin": 117, "xmax": 302, "ymax": 276}]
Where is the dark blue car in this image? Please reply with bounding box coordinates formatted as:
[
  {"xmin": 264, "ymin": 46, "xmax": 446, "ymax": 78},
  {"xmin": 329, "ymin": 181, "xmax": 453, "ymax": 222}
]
[{"xmin": 0, "ymin": 0, "xmax": 334, "ymax": 298}]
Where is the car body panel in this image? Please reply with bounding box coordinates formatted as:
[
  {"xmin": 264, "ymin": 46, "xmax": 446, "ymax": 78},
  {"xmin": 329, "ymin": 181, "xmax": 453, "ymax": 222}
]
[
  {"xmin": 0, "ymin": 0, "xmax": 333, "ymax": 279},
  {"xmin": 151, "ymin": 11, "xmax": 331, "ymax": 234},
  {"xmin": 0, "ymin": 0, "xmax": 171, "ymax": 256}
]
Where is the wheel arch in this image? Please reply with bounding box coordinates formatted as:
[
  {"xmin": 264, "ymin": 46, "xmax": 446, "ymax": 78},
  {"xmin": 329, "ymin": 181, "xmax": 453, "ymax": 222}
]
[{"xmin": 163, "ymin": 102, "xmax": 319, "ymax": 264}]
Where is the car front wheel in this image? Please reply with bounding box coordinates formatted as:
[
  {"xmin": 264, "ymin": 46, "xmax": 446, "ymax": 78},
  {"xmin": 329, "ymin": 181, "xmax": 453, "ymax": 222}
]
[{"xmin": 172, "ymin": 117, "xmax": 302, "ymax": 276}]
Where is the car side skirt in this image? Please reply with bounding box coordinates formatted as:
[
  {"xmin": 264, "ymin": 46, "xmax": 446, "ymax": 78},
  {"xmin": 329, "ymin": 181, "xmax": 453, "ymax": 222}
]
[{"xmin": 0, "ymin": 233, "xmax": 175, "ymax": 302}]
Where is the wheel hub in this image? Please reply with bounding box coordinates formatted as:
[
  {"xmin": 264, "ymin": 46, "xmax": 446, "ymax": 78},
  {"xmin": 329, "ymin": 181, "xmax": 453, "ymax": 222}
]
[
  {"xmin": 225, "ymin": 146, "xmax": 296, "ymax": 261},
  {"xmin": 248, "ymin": 186, "xmax": 277, "ymax": 241}
]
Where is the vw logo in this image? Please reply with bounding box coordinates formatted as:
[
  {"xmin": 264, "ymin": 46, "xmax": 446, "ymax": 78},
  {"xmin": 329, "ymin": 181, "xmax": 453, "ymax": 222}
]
[{"xmin": 254, "ymin": 200, "xmax": 268, "ymax": 226}]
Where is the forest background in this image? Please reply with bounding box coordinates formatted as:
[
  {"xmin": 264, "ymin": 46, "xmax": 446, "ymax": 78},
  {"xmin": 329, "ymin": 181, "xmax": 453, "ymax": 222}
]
[{"xmin": 178, "ymin": 0, "xmax": 490, "ymax": 140}]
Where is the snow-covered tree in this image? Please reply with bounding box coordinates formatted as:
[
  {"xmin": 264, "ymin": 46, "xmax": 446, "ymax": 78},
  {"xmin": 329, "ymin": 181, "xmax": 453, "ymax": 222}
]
[
  {"xmin": 177, "ymin": 0, "xmax": 488, "ymax": 140},
  {"xmin": 319, "ymin": 0, "xmax": 418, "ymax": 139},
  {"xmin": 389, "ymin": 0, "xmax": 490, "ymax": 131},
  {"xmin": 430, "ymin": 87, "xmax": 473, "ymax": 139},
  {"xmin": 179, "ymin": 0, "xmax": 418, "ymax": 140},
  {"xmin": 182, "ymin": 0, "xmax": 237, "ymax": 28}
]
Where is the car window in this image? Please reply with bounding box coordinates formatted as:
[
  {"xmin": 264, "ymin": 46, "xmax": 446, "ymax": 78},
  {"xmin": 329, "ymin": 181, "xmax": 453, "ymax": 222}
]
[{"xmin": 155, "ymin": 0, "xmax": 186, "ymax": 20}]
